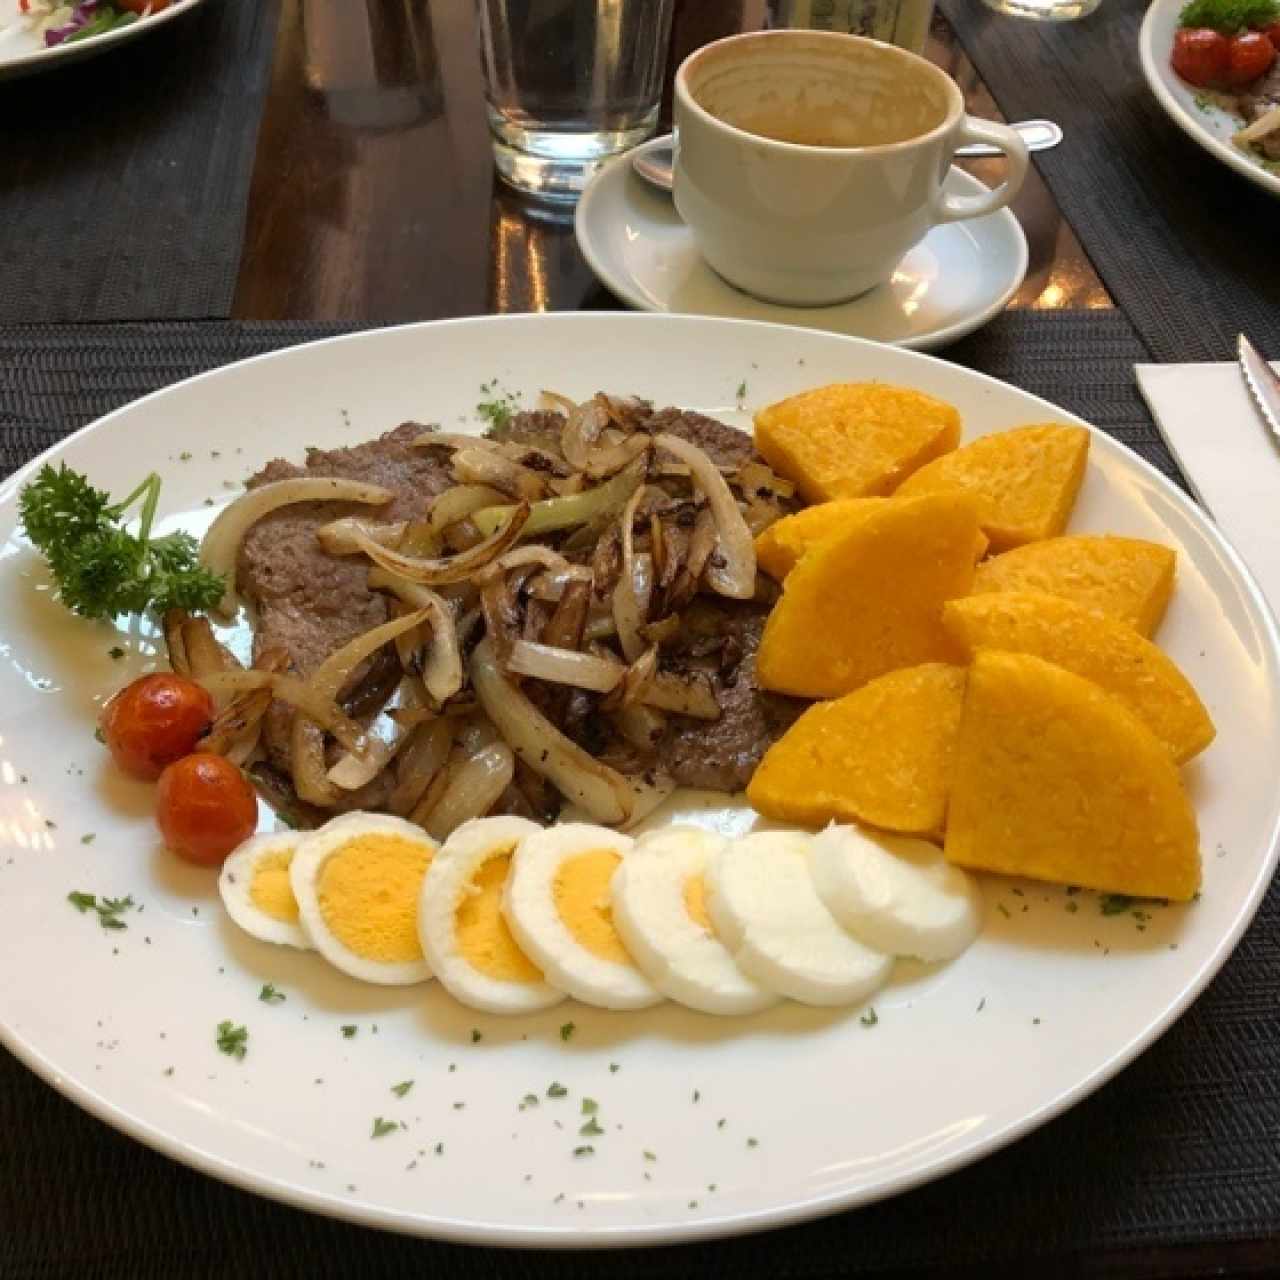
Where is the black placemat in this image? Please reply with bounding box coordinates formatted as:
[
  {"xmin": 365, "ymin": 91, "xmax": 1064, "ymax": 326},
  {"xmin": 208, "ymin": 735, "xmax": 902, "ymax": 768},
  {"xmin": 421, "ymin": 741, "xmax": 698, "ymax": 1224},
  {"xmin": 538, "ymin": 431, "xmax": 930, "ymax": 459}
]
[
  {"xmin": 937, "ymin": 0, "xmax": 1280, "ymax": 363},
  {"xmin": 0, "ymin": 0, "xmax": 279, "ymax": 324},
  {"xmin": 2, "ymin": 316, "xmax": 1277, "ymax": 1279}
]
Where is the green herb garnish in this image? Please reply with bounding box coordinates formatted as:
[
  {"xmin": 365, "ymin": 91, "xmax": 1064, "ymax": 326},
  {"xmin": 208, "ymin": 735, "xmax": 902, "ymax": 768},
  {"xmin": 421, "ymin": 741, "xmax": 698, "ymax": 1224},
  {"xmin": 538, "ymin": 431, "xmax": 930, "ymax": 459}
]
[
  {"xmin": 341, "ymin": 1025, "xmax": 357, "ymax": 1039},
  {"xmin": 860, "ymin": 1007, "xmax": 879, "ymax": 1028},
  {"xmin": 371, "ymin": 1117, "xmax": 398, "ymax": 1139},
  {"xmin": 1178, "ymin": 0, "xmax": 1279, "ymax": 30},
  {"xmin": 68, "ymin": 890, "xmax": 134, "ymax": 930},
  {"xmin": 559, "ymin": 1021, "xmax": 576, "ymax": 1041},
  {"xmin": 580, "ymin": 1097, "xmax": 598, "ymax": 1115},
  {"xmin": 1099, "ymin": 893, "xmax": 1134, "ymax": 916},
  {"xmin": 471, "ymin": 1028, "xmax": 483, "ymax": 1043},
  {"xmin": 547, "ymin": 1082, "xmax": 568, "ymax": 1099},
  {"xmin": 391, "ymin": 1080, "xmax": 414, "ymax": 1098},
  {"xmin": 572, "ymin": 1145, "xmax": 594, "ymax": 1157},
  {"xmin": 258, "ymin": 983, "xmax": 285, "ymax": 1004},
  {"xmin": 579, "ymin": 1117, "xmax": 604, "ymax": 1137},
  {"xmin": 18, "ymin": 464, "xmax": 224, "ymax": 620},
  {"xmin": 216, "ymin": 1021, "xmax": 248, "ymax": 1060}
]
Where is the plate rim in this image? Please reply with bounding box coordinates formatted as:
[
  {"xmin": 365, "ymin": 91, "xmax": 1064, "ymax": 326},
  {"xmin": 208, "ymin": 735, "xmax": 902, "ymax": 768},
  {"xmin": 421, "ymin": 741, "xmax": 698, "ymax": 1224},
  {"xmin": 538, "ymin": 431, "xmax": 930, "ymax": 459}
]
[
  {"xmin": 1139, "ymin": 0, "xmax": 1280, "ymax": 201},
  {"xmin": 2, "ymin": 311, "xmax": 1278, "ymax": 1248},
  {"xmin": 0, "ymin": 0, "xmax": 205, "ymax": 76},
  {"xmin": 573, "ymin": 157, "xmax": 1030, "ymax": 352}
]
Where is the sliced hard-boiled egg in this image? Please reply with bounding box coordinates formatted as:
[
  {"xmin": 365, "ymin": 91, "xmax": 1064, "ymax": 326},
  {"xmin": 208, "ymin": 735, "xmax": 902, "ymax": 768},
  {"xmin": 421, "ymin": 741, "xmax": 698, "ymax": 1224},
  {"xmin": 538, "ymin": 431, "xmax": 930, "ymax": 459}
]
[
  {"xmin": 290, "ymin": 813, "xmax": 438, "ymax": 985},
  {"xmin": 218, "ymin": 831, "xmax": 312, "ymax": 950},
  {"xmin": 811, "ymin": 824, "xmax": 982, "ymax": 963},
  {"xmin": 706, "ymin": 830, "xmax": 892, "ymax": 1007},
  {"xmin": 418, "ymin": 816, "xmax": 566, "ymax": 1014},
  {"xmin": 611, "ymin": 826, "xmax": 777, "ymax": 1016},
  {"xmin": 503, "ymin": 822, "xmax": 662, "ymax": 1010}
]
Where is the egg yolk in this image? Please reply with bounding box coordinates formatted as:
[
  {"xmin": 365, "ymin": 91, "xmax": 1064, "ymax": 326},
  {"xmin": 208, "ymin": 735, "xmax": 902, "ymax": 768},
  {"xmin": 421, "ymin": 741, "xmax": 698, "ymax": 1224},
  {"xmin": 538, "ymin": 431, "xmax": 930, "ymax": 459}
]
[
  {"xmin": 553, "ymin": 849, "xmax": 634, "ymax": 966},
  {"xmin": 249, "ymin": 848, "xmax": 299, "ymax": 924},
  {"xmin": 683, "ymin": 873, "xmax": 712, "ymax": 932},
  {"xmin": 317, "ymin": 834, "xmax": 432, "ymax": 964},
  {"xmin": 456, "ymin": 851, "xmax": 542, "ymax": 983}
]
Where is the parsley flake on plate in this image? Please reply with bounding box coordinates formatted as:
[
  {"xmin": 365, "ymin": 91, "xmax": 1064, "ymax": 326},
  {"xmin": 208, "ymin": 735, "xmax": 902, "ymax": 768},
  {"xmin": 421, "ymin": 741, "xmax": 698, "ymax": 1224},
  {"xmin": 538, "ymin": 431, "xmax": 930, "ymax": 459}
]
[
  {"xmin": 68, "ymin": 891, "xmax": 134, "ymax": 930},
  {"xmin": 216, "ymin": 1021, "xmax": 248, "ymax": 1060},
  {"xmin": 371, "ymin": 1117, "xmax": 398, "ymax": 1139},
  {"xmin": 258, "ymin": 983, "xmax": 286, "ymax": 1004},
  {"xmin": 391, "ymin": 1080, "xmax": 414, "ymax": 1098}
]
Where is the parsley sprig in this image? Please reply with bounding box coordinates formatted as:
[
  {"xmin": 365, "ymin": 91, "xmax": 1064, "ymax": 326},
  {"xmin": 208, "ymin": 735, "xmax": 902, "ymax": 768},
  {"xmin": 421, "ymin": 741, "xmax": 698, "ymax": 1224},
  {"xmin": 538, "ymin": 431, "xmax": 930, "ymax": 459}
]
[
  {"xmin": 1178, "ymin": 0, "xmax": 1279, "ymax": 31},
  {"xmin": 19, "ymin": 464, "xmax": 224, "ymax": 620},
  {"xmin": 68, "ymin": 890, "xmax": 134, "ymax": 930}
]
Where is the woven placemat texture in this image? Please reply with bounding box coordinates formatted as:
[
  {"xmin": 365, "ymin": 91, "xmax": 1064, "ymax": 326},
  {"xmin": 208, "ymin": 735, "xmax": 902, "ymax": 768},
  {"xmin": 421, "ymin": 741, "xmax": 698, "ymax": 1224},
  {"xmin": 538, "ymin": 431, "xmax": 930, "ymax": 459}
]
[
  {"xmin": 938, "ymin": 0, "xmax": 1280, "ymax": 363},
  {"xmin": 2, "ymin": 318, "xmax": 1277, "ymax": 1279},
  {"xmin": 0, "ymin": 0, "xmax": 278, "ymax": 324}
]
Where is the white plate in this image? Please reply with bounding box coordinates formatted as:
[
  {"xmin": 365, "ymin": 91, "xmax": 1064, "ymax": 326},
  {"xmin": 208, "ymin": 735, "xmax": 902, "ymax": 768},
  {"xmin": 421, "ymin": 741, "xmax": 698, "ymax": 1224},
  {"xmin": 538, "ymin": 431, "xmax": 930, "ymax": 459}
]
[
  {"xmin": 574, "ymin": 155, "xmax": 1028, "ymax": 351},
  {"xmin": 1140, "ymin": 0, "xmax": 1280, "ymax": 200},
  {"xmin": 0, "ymin": 314, "xmax": 1277, "ymax": 1248},
  {"xmin": 0, "ymin": 0, "xmax": 202, "ymax": 79}
]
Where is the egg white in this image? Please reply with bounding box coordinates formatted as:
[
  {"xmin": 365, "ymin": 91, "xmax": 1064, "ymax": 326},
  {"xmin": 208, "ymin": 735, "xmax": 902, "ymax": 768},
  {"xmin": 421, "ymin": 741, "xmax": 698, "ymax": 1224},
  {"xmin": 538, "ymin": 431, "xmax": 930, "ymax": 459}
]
[
  {"xmin": 503, "ymin": 822, "xmax": 662, "ymax": 1011},
  {"xmin": 810, "ymin": 824, "xmax": 982, "ymax": 963},
  {"xmin": 418, "ymin": 816, "xmax": 566, "ymax": 1014},
  {"xmin": 706, "ymin": 830, "xmax": 892, "ymax": 1008},
  {"xmin": 290, "ymin": 812, "xmax": 438, "ymax": 986},
  {"xmin": 218, "ymin": 832, "xmax": 312, "ymax": 950},
  {"xmin": 612, "ymin": 826, "xmax": 777, "ymax": 1016}
]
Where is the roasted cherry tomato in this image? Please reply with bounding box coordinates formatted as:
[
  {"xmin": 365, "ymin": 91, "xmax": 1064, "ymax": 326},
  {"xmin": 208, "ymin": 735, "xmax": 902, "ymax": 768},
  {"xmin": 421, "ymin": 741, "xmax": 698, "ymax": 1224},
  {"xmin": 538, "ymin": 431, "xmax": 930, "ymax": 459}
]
[
  {"xmin": 100, "ymin": 673, "xmax": 213, "ymax": 781},
  {"xmin": 155, "ymin": 753, "xmax": 258, "ymax": 867},
  {"xmin": 1171, "ymin": 28, "xmax": 1231, "ymax": 87},
  {"xmin": 1263, "ymin": 22, "xmax": 1280, "ymax": 53},
  {"xmin": 1225, "ymin": 30, "xmax": 1276, "ymax": 85}
]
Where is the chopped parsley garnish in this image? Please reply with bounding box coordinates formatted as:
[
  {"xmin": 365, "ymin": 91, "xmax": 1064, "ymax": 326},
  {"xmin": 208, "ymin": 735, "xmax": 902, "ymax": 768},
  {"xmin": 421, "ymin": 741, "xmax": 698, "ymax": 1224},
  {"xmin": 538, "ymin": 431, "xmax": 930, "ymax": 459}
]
[
  {"xmin": 476, "ymin": 384, "xmax": 520, "ymax": 431},
  {"xmin": 580, "ymin": 1097, "xmax": 598, "ymax": 1115},
  {"xmin": 859, "ymin": 1007, "xmax": 879, "ymax": 1028},
  {"xmin": 68, "ymin": 890, "xmax": 134, "ymax": 930},
  {"xmin": 609, "ymin": 1063, "xmax": 620, "ymax": 1073},
  {"xmin": 692, "ymin": 1090, "xmax": 700, "ymax": 1103},
  {"xmin": 579, "ymin": 1117, "xmax": 604, "ymax": 1137},
  {"xmin": 736, "ymin": 380, "xmax": 748, "ymax": 400},
  {"xmin": 80, "ymin": 833, "xmax": 96, "ymax": 845},
  {"xmin": 559, "ymin": 1021, "xmax": 576, "ymax": 1041},
  {"xmin": 520, "ymin": 1093, "xmax": 539, "ymax": 1109},
  {"xmin": 216, "ymin": 1021, "xmax": 248, "ymax": 1060},
  {"xmin": 258, "ymin": 983, "xmax": 286, "ymax": 1004},
  {"xmin": 1100, "ymin": 893, "xmax": 1134, "ymax": 916},
  {"xmin": 747, "ymin": 1137, "xmax": 759, "ymax": 1148},
  {"xmin": 18, "ymin": 465, "xmax": 225, "ymax": 620},
  {"xmin": 643, "ymin": 1150, "xmax": 657, "ymax": 1161},
  {"xmin": 1178, "ymin": 0, "xmax": 1279, "ymax": 31},
  {"xmin": 547, "ymin": 1082, "xmax": 568, "ymax": 1099},
  {"xmin": 391, "ymin": 1080, "xmax": 414, "ymax": 1098},
  {"xmin": 470, "ymin": 1028, "xmax": 483, "ymax": 1043},
  {"xmin": 371, "ymin": 1117, "xmax": 398, "ymax": 1139},
  {"xmin": 341, "ymin": 1025, "xmax": 357, "ymax": 1038},
  {"xmin": 572, "ymin": 1145, "xmax": 595, "ymax": 1157}
]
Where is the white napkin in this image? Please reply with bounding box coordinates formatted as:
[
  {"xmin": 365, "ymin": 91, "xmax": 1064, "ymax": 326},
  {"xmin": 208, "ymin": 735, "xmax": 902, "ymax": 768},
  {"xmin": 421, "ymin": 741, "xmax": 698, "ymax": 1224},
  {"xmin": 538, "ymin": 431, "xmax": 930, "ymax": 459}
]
[{"xmin": 1136, "ymin": 361, "xmax": 1280, "ymax": 612}]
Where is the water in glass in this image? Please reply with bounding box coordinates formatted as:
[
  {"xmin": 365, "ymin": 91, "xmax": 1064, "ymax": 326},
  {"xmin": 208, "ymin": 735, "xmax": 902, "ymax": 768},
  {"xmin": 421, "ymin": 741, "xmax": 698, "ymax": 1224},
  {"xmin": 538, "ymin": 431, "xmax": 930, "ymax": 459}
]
[{"xmin": 476, "ymin": 0, "xmax": 675, "ymax": 199}]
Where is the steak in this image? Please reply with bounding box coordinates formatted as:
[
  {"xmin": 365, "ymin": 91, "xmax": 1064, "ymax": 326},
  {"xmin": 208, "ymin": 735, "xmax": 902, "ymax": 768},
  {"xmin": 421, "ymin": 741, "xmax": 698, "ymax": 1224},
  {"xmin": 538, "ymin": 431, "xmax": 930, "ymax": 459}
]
[
  {"xmin": 238, "ymin": 423, "xmax": 454, "ymax": 771},
  {"xmin": 659, "ymin": 600, "xmax": 804, "ymax": 793},
  {"xmin": 239, "ymin": 423, "xmax": 453, "ymax": 677},
  {"xmin": 494, "ymin": 405, "xmax": 758, "ymax": 471}
]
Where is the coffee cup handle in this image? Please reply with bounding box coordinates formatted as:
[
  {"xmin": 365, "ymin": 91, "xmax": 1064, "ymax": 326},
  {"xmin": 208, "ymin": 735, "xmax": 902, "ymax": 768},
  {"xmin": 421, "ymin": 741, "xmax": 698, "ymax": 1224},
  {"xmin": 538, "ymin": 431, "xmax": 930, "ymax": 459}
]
[{"xmin": 932, "ymin": 117, "xmax": 1030, "ymax": 224}]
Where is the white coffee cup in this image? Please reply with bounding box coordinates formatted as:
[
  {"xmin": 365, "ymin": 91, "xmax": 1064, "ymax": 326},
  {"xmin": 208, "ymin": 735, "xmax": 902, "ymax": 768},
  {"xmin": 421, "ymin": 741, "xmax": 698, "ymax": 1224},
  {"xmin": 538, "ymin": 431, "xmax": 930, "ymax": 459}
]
[{"xmin": 673, "ymin": 30, "xmax": 1029, "ymax": 307}]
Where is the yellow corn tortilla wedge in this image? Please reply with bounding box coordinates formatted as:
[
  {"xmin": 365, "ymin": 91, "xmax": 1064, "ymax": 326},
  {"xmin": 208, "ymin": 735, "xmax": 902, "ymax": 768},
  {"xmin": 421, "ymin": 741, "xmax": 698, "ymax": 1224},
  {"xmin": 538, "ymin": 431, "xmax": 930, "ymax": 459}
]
[
  {"xmin": 747, "ymin": 663, "xmax": 967, "ymax": 837},
  {"xmin": 756, "ymin": 498, "xmax": 987, "ymax": 582},
  {"xmin": 970, "ymin": 534, "xmax": 1176, "ymax": 636},
  {"xmin": 941, "ymin": 592, "xmax": 1214, "ymax": 763},
  {"xmin": 895, "ymin": 424, "xmax": 1090, "ymax": 553},
  {"xmin": 944, "ymin": 650, "xmax": 1200, "ymax": 901},
  {"xmin": 754, "ymin": 383, "xmax": 961, "ymax": 504},
  {"xmin": 756, "ymin": 493, "xmax": 979, "ymax": 699}
]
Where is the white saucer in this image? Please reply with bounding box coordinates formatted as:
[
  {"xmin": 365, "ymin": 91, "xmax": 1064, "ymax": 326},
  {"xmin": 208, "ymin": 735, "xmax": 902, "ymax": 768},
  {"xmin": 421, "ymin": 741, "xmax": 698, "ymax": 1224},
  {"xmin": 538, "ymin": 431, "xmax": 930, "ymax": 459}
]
[{"xmin": 575, "ymin": 156, "xmax": 1029, "ymax": 351}]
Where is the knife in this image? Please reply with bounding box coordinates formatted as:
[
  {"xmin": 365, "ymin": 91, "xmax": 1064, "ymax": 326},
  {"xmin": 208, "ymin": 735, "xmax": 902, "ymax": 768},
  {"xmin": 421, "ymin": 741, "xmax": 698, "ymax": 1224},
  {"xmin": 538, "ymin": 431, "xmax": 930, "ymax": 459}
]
[{"xmin": 1237, "ymin": 333, "xmax": 1280, "ymax": 448}]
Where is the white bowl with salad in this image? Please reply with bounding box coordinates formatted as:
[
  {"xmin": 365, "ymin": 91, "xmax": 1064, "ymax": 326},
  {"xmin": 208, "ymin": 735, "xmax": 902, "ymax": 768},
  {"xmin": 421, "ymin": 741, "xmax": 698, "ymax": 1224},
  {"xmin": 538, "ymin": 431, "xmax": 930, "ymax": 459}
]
[
  {"xmin": 0, "ymin": 0, "xmax": 202, "ymax": 79},
  {"xmin": 1141, "ymin": 0, "xmax": 1280, "ymax": 198}
]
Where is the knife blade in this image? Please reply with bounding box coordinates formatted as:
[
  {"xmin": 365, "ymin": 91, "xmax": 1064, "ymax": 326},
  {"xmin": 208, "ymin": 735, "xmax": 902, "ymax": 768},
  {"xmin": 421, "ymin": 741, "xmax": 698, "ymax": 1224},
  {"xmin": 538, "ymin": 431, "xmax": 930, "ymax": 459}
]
[{"xmin": 1237, "ymin": 333, "xmax": 1280, "ymax": 449}]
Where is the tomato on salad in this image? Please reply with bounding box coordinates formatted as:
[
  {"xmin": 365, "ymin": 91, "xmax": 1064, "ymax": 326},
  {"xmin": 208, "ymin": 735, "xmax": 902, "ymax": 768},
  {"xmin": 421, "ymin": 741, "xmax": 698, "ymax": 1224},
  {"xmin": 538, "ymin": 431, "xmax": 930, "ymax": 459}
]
[
  {"xmin": 1171, "ymin": 0, "xmax": 1280, "ymax": 88},
  {"xmin": 1226, "ymin": 28, "xmax": 1278, "ymax": 81},
  {"xmin": 1172, "ymin": 27, "xmax": 1232, "ymax": 85},
  {"xmin": 100, "ymin": 673, "xmax": 214, "ymax": 782},
  {"xmin": 156, "ymin": 753, "xmax": 258, "ymax": 867}
]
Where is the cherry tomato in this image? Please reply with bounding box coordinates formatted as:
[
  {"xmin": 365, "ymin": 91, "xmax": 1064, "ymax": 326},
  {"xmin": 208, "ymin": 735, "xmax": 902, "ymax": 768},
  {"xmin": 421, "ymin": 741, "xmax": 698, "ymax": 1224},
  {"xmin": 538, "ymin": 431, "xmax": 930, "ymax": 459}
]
[
  {"xmin": 116, "ymin": 0, "xmax": 172, "ymax": 11},
  {"xmin": 1262, "ymin": 22, "xmax": 1280, "ymax": 53},
  {"xmin": 1171, "ymin": 28, "xmax": 1231, "ymax": 87},
  {"xmin": 156, "ymin": 753, "xmax": 258, "ymax": 867},
  {"xmin": 100, "ymin": 673, "xmax": 213, "ymax": 782},
  {"xmin": 1225, "ymin": 30, "xmax": 1276, "ymax": 85}
]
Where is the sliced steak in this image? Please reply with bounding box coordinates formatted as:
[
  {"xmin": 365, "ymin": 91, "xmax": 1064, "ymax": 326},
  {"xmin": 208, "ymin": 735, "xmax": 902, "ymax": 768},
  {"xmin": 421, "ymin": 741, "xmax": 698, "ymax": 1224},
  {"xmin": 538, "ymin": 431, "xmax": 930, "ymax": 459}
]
[
  {"xmin": 659, "ymin": 600, "xmax": 804, "ymax": 793},
  {"xmin": 493, "ymin": 404, "xmax": 759, "ymax": 472},
  {"xmin": 238, "ymin": 423, "xmax": 455, "ymax": 768}
]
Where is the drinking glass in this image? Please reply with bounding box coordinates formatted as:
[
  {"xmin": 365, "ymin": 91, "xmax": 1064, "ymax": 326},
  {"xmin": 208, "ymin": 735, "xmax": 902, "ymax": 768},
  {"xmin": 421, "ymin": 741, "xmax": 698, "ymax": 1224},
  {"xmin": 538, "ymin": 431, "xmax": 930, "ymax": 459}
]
[
  {"xmin": 475, "ymin": 0, "xmax": 676, "ymax": 200},
  {"xmin": 978, "ymin": 0, "xmax": 1098, "ymax": 22},
  {"xmin": 766, "ymin": 0, "xmax": 935, "ymax": 54}
]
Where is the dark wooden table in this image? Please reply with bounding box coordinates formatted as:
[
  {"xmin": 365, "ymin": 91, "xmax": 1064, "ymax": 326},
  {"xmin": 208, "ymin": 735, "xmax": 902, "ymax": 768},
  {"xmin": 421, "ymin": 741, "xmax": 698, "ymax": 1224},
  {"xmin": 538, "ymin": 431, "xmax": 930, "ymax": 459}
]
[{"xmin": 13, "ymin": 2, "xmax": 1275, "ymax": 1276}]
